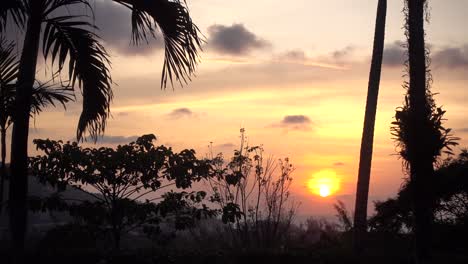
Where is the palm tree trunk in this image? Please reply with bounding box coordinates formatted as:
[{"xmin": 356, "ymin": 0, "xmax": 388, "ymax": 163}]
[
  {"xmin": 0, "ymin": 127, "xmax": 6, "ymax": 214},
  {"xmin": 9, "ymin": 0, "xmax": 43, "ymax": 257},
  {"xmin": 353, "ymin": 0, "xmax": 387, "ymax": 254},
  {"xmin": 406, "ymin": 1, "xmax": 434, "ymax": 263}
]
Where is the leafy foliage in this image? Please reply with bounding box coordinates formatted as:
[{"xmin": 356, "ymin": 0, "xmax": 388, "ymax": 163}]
[
  {"xmin": 391, "ymin": 95, "xmax": 459, "ymax": 170},
  {"xmin": 369, "ymin": 150, "xmax": 468, "ymax": 233},
  {"xmin": 369, "ymin": 189, "xmax": 413, "ymax": 233},
  {"xmin": 29, "ymin": 134, "xmax": 216, "ymax": 249}
]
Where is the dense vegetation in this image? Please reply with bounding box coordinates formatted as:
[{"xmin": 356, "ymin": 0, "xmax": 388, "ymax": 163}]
[
  {"xmin": 0, "ymin": 0, "xmax": 467, "ymax": 263},
  {"xmin": 0, "ymin": 132, "xmax": 466, "ymax": 263}
]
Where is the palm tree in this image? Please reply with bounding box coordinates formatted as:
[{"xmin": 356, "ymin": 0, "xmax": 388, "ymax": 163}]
[
  {"xmin": 0, "ymin": 38, "xmax": 74, "ymax": 213},
  {"xmin": 403, "ymin": 1, "xmax": 434, "ymax": 262},
  {"xmin": 392, "ymin": 1, "xmax": 458, "ymax": 262},
  {"xmin": 1, "ymin": 0, "xmax": 203, "ymax": 255},
  {"xmin": 353, "ymin": 0, "xmax": 387, "ymax": 254},
  {"xmin": 0, "ymin": 38, "xmax": 17, "ymax": 214}
]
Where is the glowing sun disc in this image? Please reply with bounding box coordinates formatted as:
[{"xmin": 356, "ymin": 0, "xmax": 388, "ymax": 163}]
[
  {"xmin": 307, "ymin": 169, "xmax": 340, "ymax": 197},
  {"xmin": 319, "ymin": 185, "xmax": 331, "ymax": 197}
]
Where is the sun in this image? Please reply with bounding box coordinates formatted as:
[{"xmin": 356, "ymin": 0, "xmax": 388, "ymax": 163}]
[
  {"xmin": 319, "ymin": 185, "xmax": 331, "ymax": 197},
  {"xmin": 307, "ymin": 169, "xmax": 341, "ymax": 197}
]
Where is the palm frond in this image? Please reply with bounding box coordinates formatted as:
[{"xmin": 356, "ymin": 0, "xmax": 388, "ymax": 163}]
[
  {"xmin": 0, "ymin": 38, "xmax": 18, "ymax": 128},
  {"xmin": 0, "ymin": 37, "xmax": 19, "ymax": 85},
  {"xmin": 43, "ymin": 0, "xmax": 92, "ymax": 18},
  {"xmin": 30, "ymin": 80, "xmax": 75, "ymax": 116},
  {"xmin": 1, "ymin": 38, "xmax": 74, "ymax": 128},
  {"xmin": 0, "ymin": 0, "xmax": 26, "ymax": 33},
  {"xmin": 42, "ymin": 15, "xmax": 112, "ymax": 141},
  {"xmin": 115, "ymin": 0, "xmax": 203, "ymax": 88}
]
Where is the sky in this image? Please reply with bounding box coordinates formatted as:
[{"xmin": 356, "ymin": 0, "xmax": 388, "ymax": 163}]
[{"xmin": 7, "ymin": 0, "xmax": 468, "ymax": 217}]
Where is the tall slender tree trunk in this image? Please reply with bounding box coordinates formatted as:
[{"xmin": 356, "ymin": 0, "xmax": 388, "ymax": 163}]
[
  {"xmin": 353, "ymin": 0, "xmax": 387, "ymax": 254},
  {"xmin": 0, "ymin": 127, "xmax": 6, "ymax": 214},
  {"xmin": 9, "ymin": 0, "xmax": 43, "ymax": 258},
  {"xmin": 406, "ymin": 0, "xmax": 434, "ymax": 263}
]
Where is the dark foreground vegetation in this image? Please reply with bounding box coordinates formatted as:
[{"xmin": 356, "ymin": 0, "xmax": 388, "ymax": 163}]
[
  {"xmin": 0, "ymin": 133, "xmax": 466, "ymax": 263},
  {"xmin": 1, "ymin": 0, "xmax": 467, "ymax": 263}
]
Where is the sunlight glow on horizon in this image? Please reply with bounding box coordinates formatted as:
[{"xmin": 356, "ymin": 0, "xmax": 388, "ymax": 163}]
[
  {"xmin": 307, "ymin": 169, "xmax": 341, "ymax": 197},
  {"xmin": 25, "ymin": 0, "xmax": 468, "ymax": 217}
]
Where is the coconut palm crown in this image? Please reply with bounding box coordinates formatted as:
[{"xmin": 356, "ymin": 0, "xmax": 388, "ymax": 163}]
[
  {"xmin": 1, "ymin": 0, "xmax": 203, "ymax": 140},
  {"xmin": 1, "ymin": 0, "xmax": 203, "ymax": 255}
]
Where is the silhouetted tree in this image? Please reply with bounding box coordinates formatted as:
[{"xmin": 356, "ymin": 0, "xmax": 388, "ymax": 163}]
[
  {"xmin": 368, "ymin": 184, "xmax": 413, "ymax": 234},
  {"xmin": 392, "ymin": 1, "xmax": 458, "ymax": 262},
  {"xmin": 0, "ymin": 38, "xmax": 72, "ymax": 213},
  {"xmin": 353, "ymin": 0, "xmax": 387, "ymax": 253},
  {"xmin": 207, "ymin": 129, "xmax": 298, "ymax": 249},
  {"xmin": 0, "ymin": 38, "xmax": 17, "ymax": 213},
  {"xmin": 369, "ymin": 150, "xmax": 468, "ymax": 233},
  {"xmin": 401, "ymin": 4, "xmax": 433, "ymax": 260},
  {"xmin": 1, "ymin": 0, "xmax": 202, "ymax": 255},
  {"xmin": 29, "ymin": 134, "xmax": 215, "ymax": 250}
]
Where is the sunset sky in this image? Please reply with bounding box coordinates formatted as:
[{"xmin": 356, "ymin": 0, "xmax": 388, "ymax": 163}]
[{"xmin": 9, "ymin": 0, "xmax": 468, "ymax": 217}]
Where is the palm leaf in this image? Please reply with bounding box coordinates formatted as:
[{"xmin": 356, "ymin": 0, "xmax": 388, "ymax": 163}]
[
  {"xmin": 30, "ymin": 80, "xmax": 75, "ymax": 116},
  {"xmin": 42, "ymin": 14, "xmax": 112, "ymax": 141},
  {"xmin": 43, "ymin": 0, "xmax": 92, "ymax": 18},
  {"xmin": 0, "ymin": 38, "xmax": 19, "ymax": 85},
  {"xmin": 114, "ymin": 0, "xmax": 203, "ymax": 88},
  {"xmin": 0, "ymin": 38, "xmax": 18, "ymax": 128},
  {"xmin": 0, "ymin": 0, "xmax": 26, "ymax": 33},
  {"xmin": 1, "ymin": 37, "xmax": 74, "ymax": 128}
]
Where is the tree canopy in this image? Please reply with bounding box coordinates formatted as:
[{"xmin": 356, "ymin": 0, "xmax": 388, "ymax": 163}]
[{"xmin": 29, "ymin": 134, "xmax": 215, "ymax": 249}]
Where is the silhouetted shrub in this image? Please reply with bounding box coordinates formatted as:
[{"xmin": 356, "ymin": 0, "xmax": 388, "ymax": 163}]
[
  {"xmin": 29, "ymin": 134, "xmax": 216, "ymax": 250},
  {"xmin": 205, "ymin": 129, "xmax": 299, "ymax": 250}
]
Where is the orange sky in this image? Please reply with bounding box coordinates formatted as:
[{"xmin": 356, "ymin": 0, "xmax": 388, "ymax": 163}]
[{"xmin": 7, "ymin": 0, "xmax": 468, "ymax": 217}]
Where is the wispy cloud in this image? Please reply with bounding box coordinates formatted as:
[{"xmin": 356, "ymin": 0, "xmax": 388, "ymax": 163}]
[
  {"xmin": 84, "ymin": 135, "xmax": 139, "ymax": 144},
  {"xmin": 433, "ymin": 45, "xmax": 468, "ymax": 69},
  {"xmin": 206, "ymin": 57, "xmax": 255, "ymax": 65},
  {"xmin": 275, "ymin": 50, "xmax": 349, "ymax": 70},
  {"xmin": 167, "ymin": 108, "xmax": 196, "ymax": 119},
  {"xmin": 332, "ymin": 46, "xmax": 356, "ymax": 61},
  {"xmin": 207, "ymin": 50, "xmax": 349, "ymax": 70},
  {"xmin": 218, "ymin": 143, "xmax": 236, "ymax": 148}
]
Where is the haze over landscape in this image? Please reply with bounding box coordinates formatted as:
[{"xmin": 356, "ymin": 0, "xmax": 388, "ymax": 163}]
[{"xmin": 7, "ymin": 0, "xmax": 468, "ymax": 217}]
